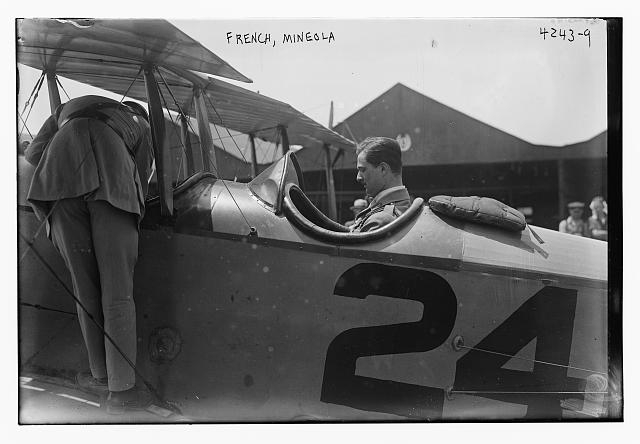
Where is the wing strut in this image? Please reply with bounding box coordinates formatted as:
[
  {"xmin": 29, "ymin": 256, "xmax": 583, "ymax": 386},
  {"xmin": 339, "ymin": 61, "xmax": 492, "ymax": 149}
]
[
  {"xmin": 323, "ymin": 143, "xmax": 338, "ymax": 221},
  {"xmin": 278, "ymin": 125, "xmax": 290, "ymax": 155},
  {"xmin": 249, "ymin": 133, "xmax": 258, "ymax": 179},
  {"xmin": 45, "ymin": 71, "xmax": 62, "ymax": 114},
  {"xmin": 325, "ymin": 101, "xmax": 338, "ymax": 220},
  {"xmin": 180, "ymin": 114, "xmax": 196, "ymax": 176},
  {"xmin": 144, "ymin": 64, "xmax": 173, "ymax": 216},
  {"xmin": 193, "ymin": 87, "xmax": 217, "ymax": 173}
]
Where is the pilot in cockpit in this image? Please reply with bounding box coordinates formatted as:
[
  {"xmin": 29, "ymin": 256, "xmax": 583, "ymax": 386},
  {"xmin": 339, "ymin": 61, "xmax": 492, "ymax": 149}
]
[{"xmin": 350, "ymin": 137, "xmax": 411, "ymax": 232}]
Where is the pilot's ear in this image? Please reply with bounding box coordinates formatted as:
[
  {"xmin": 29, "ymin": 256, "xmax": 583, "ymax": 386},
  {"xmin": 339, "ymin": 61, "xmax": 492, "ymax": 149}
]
[{"xmin": 379, "ymin": 162, "xmax": 390, "ymax": 174}]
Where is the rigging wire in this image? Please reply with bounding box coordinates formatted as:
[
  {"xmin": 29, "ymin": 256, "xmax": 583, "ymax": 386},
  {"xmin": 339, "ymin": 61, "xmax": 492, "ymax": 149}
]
[
  {"xmin": 202, "ymin": 89, "xmax": 249, "ymax": 164},
  {"xmin": 19, "ymin": 70, "xmax": 45, "ymax": 118},
  {"xmin": 180, "ymin": 99, "xmax": 196, "ymax": 174},
  {"xmin": 212, "ymin": 132, "xmax": 257, "ymax": 144},
  {"xmin": 155, "ymin": 72, "xmax": 187, "ymax": 183},
  {"xmin": 18, "ymin": 71, "xmax": 46, "ymax": 138},
  {"xmin": 256, "ymin": 137, "xmax": 274, "ymax": 170},
  {"xmin": 56, "ymin": 75, "xmax": 71, "ymax": 101},
  {"xmin": 232, "ymin": 137, "xmax": 251, "ymax": 182},
  {"xmin": 262, "ymin": 134, "xmax": 276, "ymax": 164},
  {"xmin": 449, "ymin": 390, "xmax": 608, "ymax": 395},
  {"xmin": 457, "ymin": 344, "xmax": 608, "ymax": 376},
  {"xmin": 20, "ymin": 301, "xmax": 77, "ymax": 317},
  {"xmin": 18, "ymin": 232, "xmax": 165, "ymax": 404},
  {"xmin": 17, "ymin": 113, "xmax": 34, "ymax": 140},
  {"xmin": 271, "ymin": 126, "xmax": 281, "ymax": 163},
  {"xmin": 154, "ymin": 67, "xmax": 194, "ymax": 181},
  {"xmin": 161, "ymin": 85, "xmax": 254, "ymax": 232},
  {"xmin": 342, "ymin": 122, "xmax": 359, "ymax": 144}
]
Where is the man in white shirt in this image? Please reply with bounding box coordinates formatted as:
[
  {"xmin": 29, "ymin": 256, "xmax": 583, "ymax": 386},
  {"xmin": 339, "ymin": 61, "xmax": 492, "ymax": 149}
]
[
  {"xmin": 350, "ymin": 137, "xmax": 411, "ymax": 232},
  {"xmin": 559, "ymin": 201, "xmax": 589, "ymax": 237}
]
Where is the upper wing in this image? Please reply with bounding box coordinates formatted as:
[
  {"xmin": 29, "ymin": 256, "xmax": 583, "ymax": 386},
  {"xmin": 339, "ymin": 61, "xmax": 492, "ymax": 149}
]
[
  {"xmin": 17, "ymin": 18, "xmax": 355, "ymax": 152},
  {"xmin": 17, "ymin": 18, "xmax": 252, "ymax": 83}
]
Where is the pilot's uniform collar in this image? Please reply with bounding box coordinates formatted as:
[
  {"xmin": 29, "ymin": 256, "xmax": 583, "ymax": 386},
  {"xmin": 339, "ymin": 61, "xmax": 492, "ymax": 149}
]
[
  {"xmin": 355, "ymin": 186, "xmax": 408, "ymax": 219},
  {"xmin": 368, "ymin": 186, "xmax": 407, "ymax": 208}
]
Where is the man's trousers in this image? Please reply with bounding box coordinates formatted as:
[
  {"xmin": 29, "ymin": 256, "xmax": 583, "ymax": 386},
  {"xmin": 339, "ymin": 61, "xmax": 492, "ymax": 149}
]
[{"xmin": 50, "ymin": 198, "xmax": 138, "ymax": 392}]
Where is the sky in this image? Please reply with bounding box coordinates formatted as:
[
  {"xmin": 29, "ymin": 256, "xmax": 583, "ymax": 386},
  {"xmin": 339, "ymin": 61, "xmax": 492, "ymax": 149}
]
[
  {"xmin": 16, "ymin": 17, "xmax": 607, "ymax": 148},
  {"xmin": 173, "ymin": 18, "xmax": 608, "ymax": 147}
]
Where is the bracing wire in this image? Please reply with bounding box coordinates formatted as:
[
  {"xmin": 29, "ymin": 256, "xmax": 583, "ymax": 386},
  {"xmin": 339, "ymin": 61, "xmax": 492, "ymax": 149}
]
[
  {"xmin": 116, "ymin": 66, "xmax": 144, "ymax": 107},
  {"xmin": 19, "ymin": 70, "xmax": 45, "ymax": 118},
  {"xmin": 343, "ymin": 121, "xmax": 360, "ymax": 144},
  {"xmin": 154, "ymin": 71, "xmax": 186, "ymax": 183},
  {"xmin": 457, "ymin": 344, "xmax": 608, "ymax": 376},
  {"xmin": 231, "ymin": 137, "xmax": 252, "ymax": 182},
  {"xmin": 211, "ymin": 132, "xmax": 253, "ymax": 144},
  {"xmin": 56, "ymin": 75, "xmax": 71, "ymax": 101},
  {"xmin": 450, "ymin": 390, "xmax": 608, "ymax": 395},
  {"xmin": 261, "ymin": 135, "xmax": 275, "ymax": 164},
  {"xmin": 18, "ymin": 113, "xmax": 34, "ymax": 140},
  {"xmin": 182, "ymin": 99, "xmax": 196, "ymax": 174},
  {"xmin": 243, "ymin": 137, "xmax": 250, "ymax": 177},
  {"xmin": 202, "ymin": 91, "xmax": 294, "ymax": 170},
  {"xmin": 154, "ymin": 67, "xmax": 194, "ymax": 181},
  {"xmin": 18, "ymin": 71, "xmax": 46, "ymax": 137},
  {"xmin": 20, "ymin": 301, "xmax": 77, "ymax": 317},
  {"xmin": 202, "ymin": 90, "xmax": 249, "ymax": 164},
  {"xmin": 18, "ymin": 232, "xmax": 166, "ymax": 405},
  {"xmin": 161, "ymin": 84, "xmax": 254, "ymax": 232},
  {"xmin": 271, "ymin": 126, "xmax": 281, "ymax": 163}
]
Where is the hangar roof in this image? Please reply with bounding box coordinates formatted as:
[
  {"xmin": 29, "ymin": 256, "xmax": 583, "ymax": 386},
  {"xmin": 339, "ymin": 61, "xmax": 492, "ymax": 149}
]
[{"xmin": 296, "ymin": 83, "xmax": 606, "ymax": 172}]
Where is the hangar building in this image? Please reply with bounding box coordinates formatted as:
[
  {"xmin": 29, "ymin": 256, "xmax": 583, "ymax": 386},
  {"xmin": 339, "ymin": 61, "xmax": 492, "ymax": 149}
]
[{"xmin": 294, "ymin": 83, "xmax": 607, "ymax": 229}]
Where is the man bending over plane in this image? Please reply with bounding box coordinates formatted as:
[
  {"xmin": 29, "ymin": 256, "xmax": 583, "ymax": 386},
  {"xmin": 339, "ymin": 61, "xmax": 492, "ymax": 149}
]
[
  {"xmin": 350, "ymin": 137, "xmax": 411, "ymax": 232},
  {"xmin": 25, "ymin": 95, "xmax": 155, "ymax": 413}
]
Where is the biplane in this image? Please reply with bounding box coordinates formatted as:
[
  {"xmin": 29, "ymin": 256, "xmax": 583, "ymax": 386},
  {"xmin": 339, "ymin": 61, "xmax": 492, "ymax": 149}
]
[{"xmin": 17, "ymin": 18, "xmax": 618, "ymax": 422}]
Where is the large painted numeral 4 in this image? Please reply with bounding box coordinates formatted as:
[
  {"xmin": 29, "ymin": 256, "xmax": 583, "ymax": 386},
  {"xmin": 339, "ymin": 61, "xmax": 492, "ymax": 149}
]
[
  {"xmin": 321, "ymin": 263, "xmax": 457, "ymax": 419},
  {"xmin": 453, "ymin": 285, "xmax": 582, "ymax": 419}
]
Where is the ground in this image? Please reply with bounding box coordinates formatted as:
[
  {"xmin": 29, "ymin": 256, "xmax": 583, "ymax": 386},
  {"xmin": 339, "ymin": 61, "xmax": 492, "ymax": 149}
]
[{"xmin": 19, "ymin": 373, "xmax": 185, "ymax": 424}]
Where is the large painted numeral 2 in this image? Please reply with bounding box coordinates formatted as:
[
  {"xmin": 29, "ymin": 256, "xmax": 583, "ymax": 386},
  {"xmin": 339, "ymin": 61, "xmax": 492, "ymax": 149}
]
[
  {"xmin": 453, "ymin": 286, "xmax": 582, "ymax": 419},
  {"xmin": 320, "ymin": 263, "xmax": 458, "ymax": 419}
]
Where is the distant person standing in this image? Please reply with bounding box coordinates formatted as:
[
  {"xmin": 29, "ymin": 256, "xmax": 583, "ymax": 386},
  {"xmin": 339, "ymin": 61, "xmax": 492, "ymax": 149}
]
[
  {"xmin": 344, "ymin": 198, "xmax": 368, "ymax": 228},
  {"xmin": 25, "ymin": 95, "xmax": 155, "ymax": 413},
  {"xmin": 588, "ymin": 196, "xmax": 608, "ymax": 241},
  {"xmin": 559, "ymin": 201, "xmax": 589, "ymax": 237}
]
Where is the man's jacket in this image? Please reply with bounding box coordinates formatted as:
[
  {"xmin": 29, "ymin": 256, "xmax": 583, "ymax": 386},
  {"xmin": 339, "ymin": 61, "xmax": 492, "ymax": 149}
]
[
  {"xmin": 25, "ymin": 95, "xmax": 154, "ymax": 224},
  {"xmin": 350, "ymin": 186, "xmax": 411, "ymax": 233}
]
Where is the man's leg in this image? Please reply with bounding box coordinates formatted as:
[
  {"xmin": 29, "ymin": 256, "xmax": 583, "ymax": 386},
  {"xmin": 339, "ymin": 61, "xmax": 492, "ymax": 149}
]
[
  {"xmin": 50, "ymin": 198, "xmax": 107, "ymax": 380},
  {"xmin": 88, "ymin": 200, "xmax": 138, "ymax": 392}
]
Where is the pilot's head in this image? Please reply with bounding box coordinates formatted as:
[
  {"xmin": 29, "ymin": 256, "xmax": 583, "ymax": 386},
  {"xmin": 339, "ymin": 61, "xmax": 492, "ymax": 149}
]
[{"xmin": 356, "ymin": 137, "xmax": 403, "ymax": 198}]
